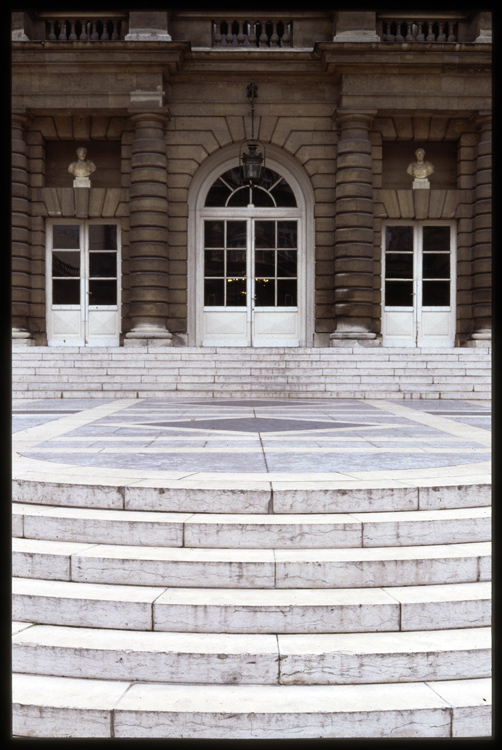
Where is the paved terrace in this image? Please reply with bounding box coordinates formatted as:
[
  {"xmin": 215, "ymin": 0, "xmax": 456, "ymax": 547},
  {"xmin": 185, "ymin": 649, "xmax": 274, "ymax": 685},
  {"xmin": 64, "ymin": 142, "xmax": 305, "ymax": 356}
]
[{"xmin": 12, "ymin": 398, "xmax": 491, "ymax": 491}]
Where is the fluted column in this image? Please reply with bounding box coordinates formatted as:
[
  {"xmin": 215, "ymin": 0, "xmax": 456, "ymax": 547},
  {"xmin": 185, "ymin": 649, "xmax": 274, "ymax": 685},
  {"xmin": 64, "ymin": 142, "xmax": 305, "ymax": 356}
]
[
  {"xmin": 330, "ymin": 111, "xmax": 378, "ymax": 347},
  {"xmin": 124, "ymin": 112, "xmax": 172, "ymax": 346},
  {"xmin": 469, "ymin": 114, "xmax": 491, "ymax": 347},
  {"xmin": 12, "ymin": 113, "xmax": 33, "ymax": 345}
]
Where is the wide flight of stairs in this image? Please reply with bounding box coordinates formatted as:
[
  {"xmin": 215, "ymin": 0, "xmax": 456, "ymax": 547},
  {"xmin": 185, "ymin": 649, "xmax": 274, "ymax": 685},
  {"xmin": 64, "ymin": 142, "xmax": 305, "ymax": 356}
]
[
  {"xmin": 12, "ymin": 346, "xmax": 491, "ymax": 400},
  {"xmin": 12, "ymin": 478, "xmax": 492, "ymax": 738}
]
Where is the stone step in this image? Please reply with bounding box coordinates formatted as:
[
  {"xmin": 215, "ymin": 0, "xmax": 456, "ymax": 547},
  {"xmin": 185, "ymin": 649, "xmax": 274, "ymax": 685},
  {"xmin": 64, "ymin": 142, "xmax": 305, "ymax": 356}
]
[
  {"xmin": 13, "ymin": 503, "xmax": 491, "ymax": 548},
  {"xmin": 12, "ymin": 673, "xmax": 491, "ymax": 738},
  {"xmin": 12, "ymin": 578, "xmax": 491, "ymax": 633},
  {"xmin": 13, "ymin": 479, "xmax": 492, "ymax": 513},
  {"xmin": 12, "ymin": 622, "xmax": 491, "ymax": 685},
  {"xmin": 12, "ymin": 346, "xmax": 491, "ymax": 400},
  {"xmin": 12, "ymin": 538, "xmax": 491, "ymax": 589}
]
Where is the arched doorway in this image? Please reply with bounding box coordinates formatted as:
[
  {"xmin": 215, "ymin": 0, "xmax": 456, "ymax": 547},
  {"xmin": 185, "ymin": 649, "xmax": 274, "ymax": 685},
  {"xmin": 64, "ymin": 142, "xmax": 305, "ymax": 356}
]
[{"xmin": 188, "ymin": 147, "xmax": 314, "ymax": 346}]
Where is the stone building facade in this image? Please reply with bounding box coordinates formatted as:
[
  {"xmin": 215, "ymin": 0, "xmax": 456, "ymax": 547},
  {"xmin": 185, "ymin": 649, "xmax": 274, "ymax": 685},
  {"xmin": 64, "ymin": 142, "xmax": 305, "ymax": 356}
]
[{"xmin": 11, "ymin": 10, "xmax": 492, "ymax": 349}]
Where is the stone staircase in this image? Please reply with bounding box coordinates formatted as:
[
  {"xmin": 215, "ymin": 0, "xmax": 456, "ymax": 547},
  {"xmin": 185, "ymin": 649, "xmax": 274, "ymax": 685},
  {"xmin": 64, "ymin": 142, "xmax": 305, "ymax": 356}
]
[
  {"xmin": 12, "ymin": 478, "xmax": 492, "ymax": 738},
  {"xmin": 12, "ymin": 346, "xmax": 491, "ymax": 400}
]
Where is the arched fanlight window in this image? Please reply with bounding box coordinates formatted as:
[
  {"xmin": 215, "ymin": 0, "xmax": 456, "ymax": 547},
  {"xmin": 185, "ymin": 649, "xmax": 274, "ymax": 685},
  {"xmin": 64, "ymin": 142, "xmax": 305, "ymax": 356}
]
[{"xmin": 205, "ymin": 166, "xmax": 297, "ymax": 208}]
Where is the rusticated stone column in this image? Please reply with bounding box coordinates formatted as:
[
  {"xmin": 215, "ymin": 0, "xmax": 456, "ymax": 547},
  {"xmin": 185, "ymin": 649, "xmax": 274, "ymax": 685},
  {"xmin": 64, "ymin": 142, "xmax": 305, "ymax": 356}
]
[
  {"xmin": 12, "ymin": 113, "xmax": 33, "ymax": 345},
  {"xmin": 469, "ymin": 114, "xmax": 491, "ymax": 347},
  {"xmin": 124, "ymin": 112, "xmax": 172, "ymax": 346},
  {"xmin": 330, "ymin": 111, "xmax": 378, "ymax": 347}
]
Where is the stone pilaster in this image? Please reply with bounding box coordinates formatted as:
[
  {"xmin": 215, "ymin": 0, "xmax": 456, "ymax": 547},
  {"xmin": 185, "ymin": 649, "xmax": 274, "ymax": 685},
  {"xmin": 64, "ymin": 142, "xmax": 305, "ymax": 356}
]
[
  {"xmin": 468, "ymin": 114, "xmax": 491, "ymax": 347},
  {"xmin": 330, "ymin": 111, "xmax": 378, "ymax": 347},
  {"xmin": 124, "ymin": 112, "xmax": 172, "ymax": 346},
  {"xmin": 12, "ymin": 113, "xmax": 34, "ymax": 345}
]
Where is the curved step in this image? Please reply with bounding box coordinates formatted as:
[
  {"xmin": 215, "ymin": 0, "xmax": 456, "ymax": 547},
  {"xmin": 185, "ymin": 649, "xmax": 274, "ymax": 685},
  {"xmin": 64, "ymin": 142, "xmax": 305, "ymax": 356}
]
[
  {"xmin": 12, "ymin": 673, "xmax": 491, "ymax": 738},
  {"xmin": 12, "ymin": 622, "xmax": 491, "ymax": 685},
  {"xmin": 13, "ymin": 478, "xmax": 492, "ymax": 513},
  {"xmin": 13, "ymin": 537, "xmax": 491, "ymax": 588},
  {"xmin": 13, "ymin": 503, "xmax": 491, "ymax": 548},
  {"xmin": 12, "ymin": 577, "xmax": 491, "ymax": 633}
]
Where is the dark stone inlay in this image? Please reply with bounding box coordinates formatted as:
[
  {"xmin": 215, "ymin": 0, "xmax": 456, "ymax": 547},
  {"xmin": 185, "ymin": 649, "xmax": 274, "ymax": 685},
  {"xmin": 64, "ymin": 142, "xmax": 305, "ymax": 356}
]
[{"xmin": 144, "ymin": 418, "xmax": 368, "ymax": 433}]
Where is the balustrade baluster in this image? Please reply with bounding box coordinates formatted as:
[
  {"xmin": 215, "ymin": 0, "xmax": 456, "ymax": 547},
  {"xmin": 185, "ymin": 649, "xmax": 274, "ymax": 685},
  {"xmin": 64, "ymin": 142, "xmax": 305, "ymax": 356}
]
[
  {"xmin": 101, "ymin": 21, "xmax": 110, "ymax": 41},
  {"xmin": 237, "ymin": 22, "xmax": 245, "ymax": 46},
  {"xmin": 437, "ymin": 21, "xmax": 446, "ymax": 41},
  {"xmin": 213, "ymin": 22, "xmax": 223, "ymax": 46},
  {"xmin": 90, "ymin": 22, "xmax": 99, "ymax": 41},
  {"xmin": 383, "ymin": 21, "xmax": 393, "ymax": 42},
  {"xmin": 394, "ymin": 21, "xmax": 404, "ymax": 42},
  {"xmin": 69, "ymin": 21, "xmax": 77, "ymax": 40},
  {"xmin": 270, "ymin": 21, "xmax": 279, "ymax": 47},
  {"xmin": 47, "ymin": 22, "xmax": 57, "ymax": 41},
  {"xmin": 259, "ymin": 23, "xmax": 268, "ymax": 47},
  {"xmin": 225, "ymin": 20, "xmax": 233, "ymax": 46},
  {"xmin": 58, "ymin": 21, "xmax": 67, "ymax": 41},
  {"xmin": 282, "ymin": 22, "xmax": 291, "ymax": 47},
  {"xmin": 447, "ymin": 23, "xmax": 456, "ymax": 42},
  {"xmin": 416, "ymin": 22, "xmax": 425, "ymax": 42},
  {"xmin": 79, "ymin": 21, "xmax": 88, "ymax": 41},
  {"xmin": 405, "ymin": 22, "xmax": 414, "ymax": 42},
  {"xmin": 426, "ymin": 21, "xmax": 435, "ymax": 41},
  {"xmin": 248, "ymin": 21, "xmax": 257, "ymax": 46}
]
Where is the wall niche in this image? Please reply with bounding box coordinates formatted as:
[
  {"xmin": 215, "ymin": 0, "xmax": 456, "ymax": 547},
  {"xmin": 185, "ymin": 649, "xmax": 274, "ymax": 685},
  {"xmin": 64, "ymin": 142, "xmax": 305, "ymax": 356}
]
[
  {"xmin": 382, "ymin": 142, "xmax": 457, "ymax": 190},
  {"xmin": 45, "ymin": 141, "xmax": 122, "ymax": 188}
]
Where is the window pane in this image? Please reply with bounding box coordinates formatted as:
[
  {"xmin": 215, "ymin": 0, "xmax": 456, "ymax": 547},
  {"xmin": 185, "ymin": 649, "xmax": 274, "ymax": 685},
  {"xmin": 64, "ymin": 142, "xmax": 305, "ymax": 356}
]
[
  {"xmin": 385, "ymin": 253, "xmax": 413, "ymax": 279},
  {"xmin": 251, "ymin": 187, "xmax": 275, "ymax": 207},
  {"xmin": 204, "ymin": 250, "xmax": 224, "ymax": 276},
  {"xmin": 89, "ymin": 224, "xmax": 117, "ymax": 250},
  {"xmin": 89, "ymin": 252, "xmax": 117, "ymax": 278},
  {"xmin": 422, "ymin": 281, "xmax": 450, "ymax": 306},
  {"xmin": 204, "ymin": 278, "xmax": 224, "ymax": 306},
  {"xmin": 53, "ymin": 225, "xmax": 79, "ymax": 249},
  {"xmin": 52, "ymin": 251, "xmax": 80, "ymax": 277},
  {"xmin": 227, "ymin": 187, "xmax": 250, "ymax": 207},
  {"xmin": 255, "ymin": 250, "xmax": 275, "ymax": 277},
  {"xmin": 227, "ymin": 250, "xmax": 246, "ymax": 277},
  {"xmin": 385, "ymin": 281, "xmax": 413, "ymax": 306},
  {"xmin": 204, "ymin": 221, "xmax": 224, "ymax": 248},
  {"xmin": 255, "ymin": 278, "xmax": 275, "ymax": 306},
  {"xmin": 89, "ymin": 280, "xmax": 117, "ymax": 305},
  {"xmin": 255, "ymin": 221, "xmax": 275, "ymax": 248},
  {"xmin": 226, "ymin": 278, "xmax": 247, "ymax": 306},
  {"xmin": 53, "ymin": 279, "xmax": 80, "ymax": 304},
  {"xmin": 423, "ymin": 253, "xmax": 450, "ymax": 279},
  {"xmin": 423, "ymin": 226, "xmax": 450, "ymax": 251},
  {"xmin": 277, "ymin": 221, "xmax": 297, "ymax": 248},
  {"xmin": 227, "ymin": 221, "xmax": 247, "ymax": 248},
  {"xmin": 272, "ymin": 179, "xmax": 297, "ymax": 207},
  {"xmin": 205, "ymin": 180, "xmax": 231, "ymax": 207},
  {"xmin": 277, "ymin": 279, "xmax": 297, "ymax": 306},
  {"xmin": 386, "ymin": 226, "xmax": 413, "ymax": 253},
  {"xmin": 277, "ymin": 250, "xmax": 297, "ymax": 277},
  {"xmin": 220, "ymin": 168, "xmax": 243, "ymax": 191}
]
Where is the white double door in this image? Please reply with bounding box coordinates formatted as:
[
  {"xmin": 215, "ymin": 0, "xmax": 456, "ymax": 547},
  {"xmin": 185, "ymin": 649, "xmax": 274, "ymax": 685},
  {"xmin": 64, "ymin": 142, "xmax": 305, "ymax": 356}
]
[
  {"xmin": 199, "ymin": 210, "xmax": 304, "ymax": 346},
  {"xmin": 46, "ymin": 220, "xmax": 121, "ymax": 346},
  {"xmin": 382, "ymin": 222, "xmax": 456, "ymax": 347}
]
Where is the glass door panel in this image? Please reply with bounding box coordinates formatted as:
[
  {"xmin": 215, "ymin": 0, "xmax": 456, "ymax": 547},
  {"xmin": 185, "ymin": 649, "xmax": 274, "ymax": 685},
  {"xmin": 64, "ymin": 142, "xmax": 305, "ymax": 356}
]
[
  {"xmin": 382, "ymin": 223, "xmax": 455, "ymax": 347},
  {"xmin": 47, "ymin": 222, "xmax": 120, "ymax": 346}
]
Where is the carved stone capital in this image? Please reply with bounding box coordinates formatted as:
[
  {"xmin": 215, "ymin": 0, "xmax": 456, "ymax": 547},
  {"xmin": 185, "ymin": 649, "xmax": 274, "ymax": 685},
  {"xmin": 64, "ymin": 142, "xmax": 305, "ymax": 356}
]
[{"xmin": 334, "ymin": 110, "xmax": 376, "ymax": 131}]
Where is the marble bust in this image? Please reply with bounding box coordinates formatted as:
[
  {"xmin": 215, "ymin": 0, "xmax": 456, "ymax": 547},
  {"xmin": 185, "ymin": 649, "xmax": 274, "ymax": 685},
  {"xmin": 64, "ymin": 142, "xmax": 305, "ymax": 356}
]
[
  {"xmin": 407, "ymin": 148, "xmax": 434, "ymax": 189},
  {"xmin": 68, "ymin": 147, "xmax": 96, "ymax": 187}
]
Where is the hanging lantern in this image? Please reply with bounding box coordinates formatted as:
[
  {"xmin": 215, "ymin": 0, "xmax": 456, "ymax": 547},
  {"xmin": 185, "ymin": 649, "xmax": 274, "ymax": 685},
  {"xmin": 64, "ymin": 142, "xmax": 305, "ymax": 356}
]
[
  {"xmin": 240, "ymin": 140, "xmax": 265, "ymax": 184},
  {"xmin": 239, "ymin": 81, "xmax": 266, "ymax": 185}
]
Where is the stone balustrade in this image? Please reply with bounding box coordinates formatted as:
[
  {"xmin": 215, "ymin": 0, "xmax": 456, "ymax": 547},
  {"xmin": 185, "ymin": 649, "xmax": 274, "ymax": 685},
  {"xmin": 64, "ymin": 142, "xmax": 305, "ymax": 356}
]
[
  {"xmin": 45, "ymin": 16, "xmax": 125, "ymax": 42},
  {"xmin": 380, "ymin": 18, "xmax": 458, "ymax": 43},
  {"xmin": 212, "ymin": 20, "xmax": 292, "ymax": 47}
]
